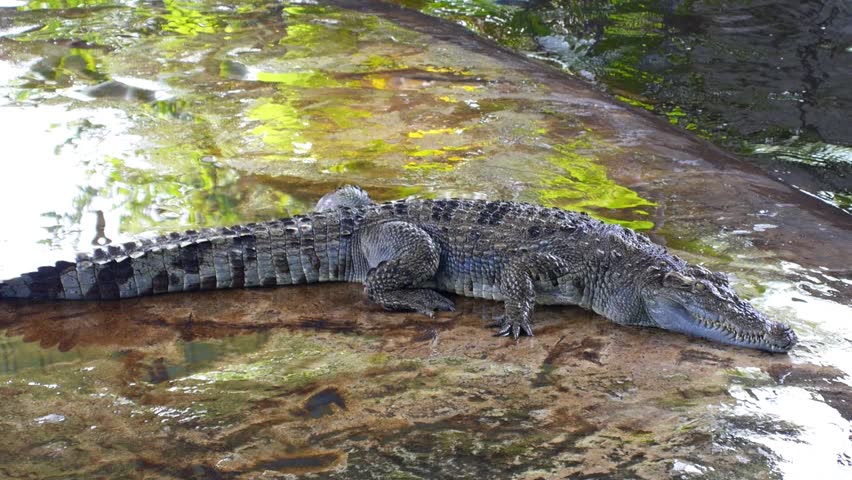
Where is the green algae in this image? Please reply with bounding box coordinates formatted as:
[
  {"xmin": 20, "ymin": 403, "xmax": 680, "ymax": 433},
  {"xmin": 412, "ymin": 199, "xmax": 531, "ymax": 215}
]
[
  {"xmin": 312, "ymin": 104, "xmax": 373, "ymax": 129},
  {"xmin": 182, "ymin": 336, "xmax": 338, "ymax": 385},
  {"xmin": 407, "ymin": 149, "xmax": 446, "ymax": 158},
  {"xmin": 359, "ymin": 54, "xmax": 408, "ymax": 73},
  {"xmin": 0, "ymin": 335, "xmax": 102, "ymax": 376},
  {"xmin": 665, "ymin": 105, "xmax": 688, "ymax": 125},
  {"xmin": 537, "ymin": 135, "xmax": 656, "ymax": 230},
  {"xmin": 404, "ymin": 161, "xmax": 455, "ymax": 172},
  {"xmin": 327, "ymin": 159, "xmax": 375, "ymax": 174},
  {"xmin": 615, "ymin": 94, "xmax": 655, "ymax": 111},
  {"xmin": 663, "ymin": 236, "xmax": 735, "ymax": 263},
  {"xmin": 725, "ymin": 367, "xmax": 772, "ymax": 386}
]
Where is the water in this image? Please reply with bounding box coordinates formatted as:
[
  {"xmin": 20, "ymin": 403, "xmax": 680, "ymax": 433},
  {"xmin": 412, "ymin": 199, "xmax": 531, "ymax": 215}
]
[
  {"xmin": 0, "ymin": 1, "xmax": 850, "ymax": 478},
  {"xmin": 400, "ymin": 0, "xmax": 852, "ymax": 213}
]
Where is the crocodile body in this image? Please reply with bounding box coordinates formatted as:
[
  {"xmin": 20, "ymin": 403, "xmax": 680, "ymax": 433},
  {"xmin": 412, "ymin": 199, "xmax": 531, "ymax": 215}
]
[{"xmin": 0, "ymin": 186, "xmax": 797, "ymax": 353}]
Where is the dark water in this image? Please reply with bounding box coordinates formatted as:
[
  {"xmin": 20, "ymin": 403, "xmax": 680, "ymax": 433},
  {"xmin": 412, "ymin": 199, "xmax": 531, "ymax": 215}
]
[
  {"xmin": 0, "ymin": 1, "xmax": 850, "ymax": 478},
  {"xmin": 400, "ymin": 0, "xmax": 852, "ymax": 213}
]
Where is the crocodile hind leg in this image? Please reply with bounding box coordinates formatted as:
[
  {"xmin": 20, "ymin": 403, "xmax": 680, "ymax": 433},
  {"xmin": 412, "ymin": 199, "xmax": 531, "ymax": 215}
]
[
  {"xmin": 493, "ymin": 253, "xmax": 574, "ymax": 338},
  {"xmin": 361, "ymin": 221, "xmax": 455, "ymax": 316}
]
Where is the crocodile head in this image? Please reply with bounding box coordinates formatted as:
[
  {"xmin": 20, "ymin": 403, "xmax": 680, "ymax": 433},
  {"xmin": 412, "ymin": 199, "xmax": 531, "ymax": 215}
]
[{"xmin": 641, "ymin": 266, "xmax": 797, "ymax": 353}]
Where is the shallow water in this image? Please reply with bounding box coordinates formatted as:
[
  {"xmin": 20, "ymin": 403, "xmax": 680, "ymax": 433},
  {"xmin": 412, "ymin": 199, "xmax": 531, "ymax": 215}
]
[{"xmin": 0, "ymin": 1, "xmax": 850, "ymax": 478}]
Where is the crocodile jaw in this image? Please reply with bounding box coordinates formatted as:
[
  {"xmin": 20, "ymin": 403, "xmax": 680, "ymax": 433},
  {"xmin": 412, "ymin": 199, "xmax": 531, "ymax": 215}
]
[{"xmin": 644, "ymin": 296, "xmax": 797, "ymax": 353}]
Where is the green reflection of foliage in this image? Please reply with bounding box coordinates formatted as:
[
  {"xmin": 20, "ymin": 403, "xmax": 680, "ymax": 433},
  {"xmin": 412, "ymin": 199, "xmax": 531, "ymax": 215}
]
[
  {"xmin": 15, "ymin": 3, "xmax": 155, "ymax": 50},
  {"xmin": 248, "ymin": 98, "xmax": 307, "ymax": 156},
  {"xmin": 73, "ymin": 105, "xmax": 308, "ymax": 237},
  {"xmin": 248, "ymin": 94, "xmax": 377, "ymax": 159},
  {"xmin": 418, "ymin": 0, "xmax": 549, "ymax": 49},
  {"xmin": 595, "ymin": 8, "xmax": 666, "ymax": 95},
  {"xmin": 347, "ymin": 139, "xmax": 399, "ymax": 157},
  {"xmin": 162, "ymin": 0, "xmax": 219, "ymax": 36},
  {"xmin": 538, "ymin": 136, "xmax": 655, "ymax": 230},
  {"xmin": 69, "ymin": 48, "xmax": 98, "ymax": 75},
  {"xmin": 833, "ymin": 193, "xmax": 852, "ymax": 211},
  {"xmin": 24, "ymin": 48, "xmax": 109, "ymax": 89},
  {"xmin": 333, "ymin": 139, "xmax": 401, "ymax": 165},
  {"xmin": 21, "ymin": 0, "xmax": 113, "ymax": 10},
  {"xmin": 17, "ymin": 18, "xmax": 101, "ymax": 46},
  {"xmin": 400, "ymin": 0, "xmax": 687, "ymax": 123},
  {"xmin": 99, "ymin": 156, "xmax": 239, "ymax": 234},
  {"xmin": 92, "ymin": 152, "xmax": 304, "ymax": 236},
  {"xmin": 280, "ymin": 9, "xmax": 363, "ymax": 59},
  {"xmin": 282, "ymin": 5, "xmax": 327, "ymax": 17},
  {"xmin": 282, "ymin": 23, "xmax": 334, "ymax": 46},
  {"xmin": 150, "ymin": 99, "xmax": 191, "ymax": 120},
  {"xmin": 253, "ymin": 70, "xmax": 341, "ymax": 88},
  {"xmin": 233, "ymin": 5, "xmax": 408, "ymax": 165},
  {"xmin": 326, "ymin": 140, "xmax": 404, "ymax": 174}
]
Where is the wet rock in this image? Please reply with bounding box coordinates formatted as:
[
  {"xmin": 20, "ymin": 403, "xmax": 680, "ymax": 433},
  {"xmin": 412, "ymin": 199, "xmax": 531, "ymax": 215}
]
[{"xmin": 302, "ymin": 387, "xmax": 347, "ymax": 418}]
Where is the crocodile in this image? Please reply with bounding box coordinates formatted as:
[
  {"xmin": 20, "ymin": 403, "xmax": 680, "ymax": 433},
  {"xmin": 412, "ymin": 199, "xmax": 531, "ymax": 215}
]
[{"xmin": 0, "ymin": 185, "xmax": 797, "ymax": 353}]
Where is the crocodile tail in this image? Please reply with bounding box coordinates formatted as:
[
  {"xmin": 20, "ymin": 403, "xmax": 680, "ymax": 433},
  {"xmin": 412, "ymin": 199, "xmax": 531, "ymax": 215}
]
[
  {"xmin": 0, "ymin": 214, "xmax": 351, "ymax": 301},
  {"xmin": 0, "ymin": 262, "xmax": 78, "ymax": 300}
]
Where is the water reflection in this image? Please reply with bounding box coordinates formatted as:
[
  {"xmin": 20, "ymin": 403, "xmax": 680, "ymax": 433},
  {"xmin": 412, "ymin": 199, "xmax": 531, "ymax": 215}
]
[
  {"xmin": 726, "ymin": 385, "xmax": 852, "ymax": 478},
  {"xmin": 90, "ymin": 210, "xmax": 111, "ymax": 246},
  {"xmin": 1, "ymin": 0, "xmax": 662, "ymax": 285}
]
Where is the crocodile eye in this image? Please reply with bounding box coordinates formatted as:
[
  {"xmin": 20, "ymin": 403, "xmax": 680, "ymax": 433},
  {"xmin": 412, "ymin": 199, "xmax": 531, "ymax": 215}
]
[
  {"xmin": 693, "ymin": 282, "xmax": 706, "ymax": 292},
  {"xmin": 663, "ymin": 271, "xmax": 694, "ymax": 289}
]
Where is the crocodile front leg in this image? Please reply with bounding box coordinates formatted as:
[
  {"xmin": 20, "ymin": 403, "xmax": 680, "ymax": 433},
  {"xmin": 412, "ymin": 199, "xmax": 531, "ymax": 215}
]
[
  {"xmin": 361, "ymin": 221, "xmax": 455, "ymax": 316},
  {"xmin": 494, "ymin": 253, "xmax": 574, "ymax": 338}
]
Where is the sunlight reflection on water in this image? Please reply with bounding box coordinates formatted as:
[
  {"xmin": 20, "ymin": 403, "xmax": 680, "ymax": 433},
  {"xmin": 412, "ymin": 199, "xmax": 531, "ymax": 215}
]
[
  {"xmin": 0, "ymin": 104, "xmax": 138, "ymax": 278},
  {"xmin": 757, "ymin": 270, "xmax": 852, "ymax": 376},
  {"xmin": 727, "ymin": 385, "xmax": 852, "ymax": 479}
]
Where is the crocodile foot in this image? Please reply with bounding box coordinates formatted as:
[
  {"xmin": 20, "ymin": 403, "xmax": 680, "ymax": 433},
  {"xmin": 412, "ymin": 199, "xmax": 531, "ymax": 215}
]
[{"xmin": 488, "ymin": 315, "xmax": 534, "ymax": 339}]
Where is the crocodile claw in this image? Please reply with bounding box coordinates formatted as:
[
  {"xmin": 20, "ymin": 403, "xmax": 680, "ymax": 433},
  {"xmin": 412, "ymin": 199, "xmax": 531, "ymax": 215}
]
[
  {"xmin": 495, "ymin": 324, "xmax": 512, "ymax": 337},
  {"xmin": 491, "ymin": 317, "xmax": 534, "ymax": 339}
]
